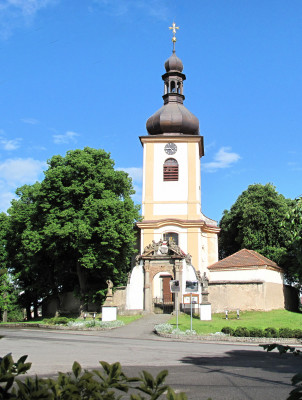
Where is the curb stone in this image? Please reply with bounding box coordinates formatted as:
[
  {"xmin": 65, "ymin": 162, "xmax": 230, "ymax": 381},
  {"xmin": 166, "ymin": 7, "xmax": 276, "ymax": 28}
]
[
  {"xmin": 154, "ymin": 330, "xmax": 302, "ymax": 345},
  {"xmin": 0, "ymin": 323, "xmax": 119, "ymax": 331}
]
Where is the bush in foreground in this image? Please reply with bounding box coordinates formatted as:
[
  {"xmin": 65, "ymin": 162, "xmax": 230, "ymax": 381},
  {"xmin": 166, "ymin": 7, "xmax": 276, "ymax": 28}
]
[
  {"xmin": 261, "ymin": 343, "xmax": 302, "ymax": 399},
  {"xmin": 0, "ymin": 353, "xmax": 187, "ymax": 399}
]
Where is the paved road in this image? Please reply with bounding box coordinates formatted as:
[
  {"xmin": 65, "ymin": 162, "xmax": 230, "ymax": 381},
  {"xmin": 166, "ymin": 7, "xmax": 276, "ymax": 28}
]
[{"xmin": 0, "ymin": 315, "xmax": 301, "ymax": 400}]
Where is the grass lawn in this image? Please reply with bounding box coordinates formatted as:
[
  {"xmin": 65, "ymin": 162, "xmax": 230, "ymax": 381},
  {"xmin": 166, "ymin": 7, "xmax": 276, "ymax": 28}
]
[{"xmin": 168, "ymin": 310, "xmax": 302, "ymax": 335}]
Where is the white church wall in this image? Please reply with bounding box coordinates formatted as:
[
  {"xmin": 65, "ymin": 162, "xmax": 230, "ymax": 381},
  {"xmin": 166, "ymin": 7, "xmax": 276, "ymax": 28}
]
[
  {"xmin": 141, "ymin": 144, "xmax": 147, "ymax": 216},
  {"xmin": 153, "ymin": 142, "xmax": 188, "ymax": 203},
  {"xmin": 126, "ymin": 264, "xmax": 144, "ymax": 310},
  {"xmin": 209, "ymin": 268, "xmax": 284, "ymax": 284},
  {"xmin": 154, "ymin": 204, "xmax": 187, "ymax": 215},
  {"xmin": 206, "ymin": 232, "xmax": 219, "ymax": 266},
  {"xmin": 200, "ymin": 231, "xmax": 208, "ymax": 273},
  {"xmin": 195, "ymin": 144, "xmax": 201, "ymax": 215}
]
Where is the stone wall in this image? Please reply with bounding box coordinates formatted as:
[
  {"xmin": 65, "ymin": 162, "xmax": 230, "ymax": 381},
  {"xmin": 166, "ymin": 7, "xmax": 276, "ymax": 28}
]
[
  {"xmin": 111, "ymin": 286, "xmax": 127, "ymax": 310},
  {"xmin": 208, "ymin": 281, "xmax": 297, "ymax": 313},
  {"xmin": 42, "ymin": 292, "xmax": 81, "ymax": 317}
]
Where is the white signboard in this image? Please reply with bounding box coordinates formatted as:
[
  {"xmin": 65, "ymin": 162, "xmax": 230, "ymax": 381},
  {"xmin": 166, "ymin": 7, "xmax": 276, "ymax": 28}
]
[
  {"xmin": 170, "ymin": 280, "xmax": 180, "ymax": 293},
  {"xmin": 186, "ymin": 280, "xmax": 198, "ymax": 293}
]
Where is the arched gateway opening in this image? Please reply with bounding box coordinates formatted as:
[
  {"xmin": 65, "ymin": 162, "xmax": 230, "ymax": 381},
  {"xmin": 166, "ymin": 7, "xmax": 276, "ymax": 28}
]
[{"xmin": 153, "ymin": 272, "xmax": 173, "ymax": 314}]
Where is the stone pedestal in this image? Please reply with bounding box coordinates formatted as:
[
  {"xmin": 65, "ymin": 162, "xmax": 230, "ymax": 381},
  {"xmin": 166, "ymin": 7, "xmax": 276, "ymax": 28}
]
[
  {"xmin": 200, "ymin": 303, "xmax": 212, "ymax": 321},
  {"xmin": 102, "ymin": 306, "xmax": 117, "ymax": 322}
]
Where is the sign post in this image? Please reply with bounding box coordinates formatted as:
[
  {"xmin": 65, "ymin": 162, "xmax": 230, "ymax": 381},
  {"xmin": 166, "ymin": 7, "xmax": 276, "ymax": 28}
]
[
  {"xmin": 185, "ymin": 280, "xmax": 198, "ymax": 332},
  {"xmin": 170, "ymin": 280, "xmax": 180, "ymax": 329}
]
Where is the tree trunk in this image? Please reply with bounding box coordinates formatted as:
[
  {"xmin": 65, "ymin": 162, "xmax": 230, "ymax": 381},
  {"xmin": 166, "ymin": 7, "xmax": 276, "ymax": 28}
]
[
  {"xmin": 76, "ymin": 261, "xmax": 88, "ymax": 313},
  {"xmin": 2, "ymin": 292, "xmax": 8, "ymax": 322},
  {"xmin": 26, "ymin": 305, "xmax": 32, "ymax": 320},
  {"xmin": 34, "ymin": 302, "xmax": 39, "ymax": 319}
]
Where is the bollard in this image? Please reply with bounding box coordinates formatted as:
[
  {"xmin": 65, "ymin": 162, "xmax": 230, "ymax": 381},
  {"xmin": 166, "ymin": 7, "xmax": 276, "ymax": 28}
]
[{"xmin": 225, "ymin": 310, "xmax": 228, "ymax": 320}]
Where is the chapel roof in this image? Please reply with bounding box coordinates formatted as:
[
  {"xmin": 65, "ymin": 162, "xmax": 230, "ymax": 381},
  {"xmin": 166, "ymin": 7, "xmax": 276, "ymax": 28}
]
[{"xmin": 208, "ymin": 249, "xmax": 283, "ymax": 271}]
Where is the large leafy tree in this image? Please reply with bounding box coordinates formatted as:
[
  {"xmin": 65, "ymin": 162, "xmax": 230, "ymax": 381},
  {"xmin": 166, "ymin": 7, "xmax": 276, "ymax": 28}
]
[
  {"xmin": 5, "ymin": 183, "xmax": 53, "ymax": 318},
  {"xmin": 6, "ymin": 147, "xmax": 140, "ymax": 314},
  {"xmin": 280, "ymin": 196, "xmax": 302, "ymax": 285},
  {"xmin": 219, "ymin": 183, "xmax": 293, "ymax": 265}
]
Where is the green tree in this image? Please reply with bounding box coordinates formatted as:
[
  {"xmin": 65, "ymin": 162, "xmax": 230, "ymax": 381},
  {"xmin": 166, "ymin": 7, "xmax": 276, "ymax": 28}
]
[
  {"xmin": 5, "ymin": 183, "xmax": 52, "ymax": 319},
  {"xmin": 6, "ymin": 147, "xmax": 140, "ymax": 313},
  {"xmin": 280, "ymin": 196, "xmax": 302, "ymax": 285},
  {"xmin": 219, "ymin": 183, "xmax": 293, "ymax": 264}
]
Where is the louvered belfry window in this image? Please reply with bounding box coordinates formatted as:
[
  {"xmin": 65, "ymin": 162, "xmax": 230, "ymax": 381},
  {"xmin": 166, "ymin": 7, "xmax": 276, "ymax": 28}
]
[{"xmin": 163, "ymin": 158, "xmax": 178, "ymax": 181}]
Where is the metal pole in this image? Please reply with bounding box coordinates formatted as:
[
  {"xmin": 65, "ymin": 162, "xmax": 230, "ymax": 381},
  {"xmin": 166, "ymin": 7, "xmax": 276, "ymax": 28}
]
[
  {"xmin": 190, "ymin": 293, "xmax": 193, "ymax": 331},
  {"xmin": 176, "ymin": 293, "xmax": 178, "ymax": 329}
]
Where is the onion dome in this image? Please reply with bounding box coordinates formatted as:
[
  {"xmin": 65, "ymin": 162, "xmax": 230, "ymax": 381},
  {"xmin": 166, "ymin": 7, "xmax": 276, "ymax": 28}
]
[
  {"xmin": 164, "ymin": 52, "xmax": 183, "ymax": 72},
  {"xmin": 146, "ymin": 51, "xmax": 199, "ymax": 136}
]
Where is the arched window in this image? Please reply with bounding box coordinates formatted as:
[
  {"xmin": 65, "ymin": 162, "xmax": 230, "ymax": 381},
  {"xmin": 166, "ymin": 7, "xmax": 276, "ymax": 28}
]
[
  {"xmin": 165, "ymin": 82, "xmax": 168, "ymax": 95},
  {"xmin": 163, "ymin": 158, "xmax": 178, "ymax": 181},
  {"xmin": 163, "ymin": 232, "xmax": 179, "ymax": 245},
  {"xmin": 171, "ymin": 81, "xmax": 176, "ymax": 93}
]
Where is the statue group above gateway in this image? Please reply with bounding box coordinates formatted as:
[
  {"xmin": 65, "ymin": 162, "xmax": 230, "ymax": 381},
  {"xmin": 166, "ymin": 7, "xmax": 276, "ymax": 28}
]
[{"xmin": 136, "ymin": 238, "xmax": 191, "ymax": 263}]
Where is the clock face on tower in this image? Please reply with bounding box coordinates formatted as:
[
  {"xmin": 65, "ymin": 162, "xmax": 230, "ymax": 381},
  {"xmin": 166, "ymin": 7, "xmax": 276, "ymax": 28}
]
[{"xmin": 164, "ymin": 143, "xmax": 177, "ymax": 155}]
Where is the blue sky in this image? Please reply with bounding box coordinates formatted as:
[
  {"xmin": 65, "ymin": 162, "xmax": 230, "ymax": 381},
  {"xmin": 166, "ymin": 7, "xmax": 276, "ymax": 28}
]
[{"xmin": 0, "ymin": 0, "xmax": 301, "ymax": 223}]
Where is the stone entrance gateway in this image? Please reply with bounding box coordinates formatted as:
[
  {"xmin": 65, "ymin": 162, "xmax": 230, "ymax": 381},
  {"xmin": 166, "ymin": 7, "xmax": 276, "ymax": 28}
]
[{"xmin": 136, "ymin": 239, "xmax": 191, "ymax": 313}]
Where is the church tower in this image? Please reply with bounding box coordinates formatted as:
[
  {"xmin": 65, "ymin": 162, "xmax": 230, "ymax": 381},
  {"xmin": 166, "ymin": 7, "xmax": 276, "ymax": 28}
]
[{"xmin": 137, "ymin": 23, "xmax": 219, "ymax": 275}]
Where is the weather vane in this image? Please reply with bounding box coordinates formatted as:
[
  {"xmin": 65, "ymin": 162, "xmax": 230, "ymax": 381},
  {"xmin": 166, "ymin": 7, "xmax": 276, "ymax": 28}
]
[{"xmin": 169, "ymin": 21, "xmax": 179, "ymax": 52}]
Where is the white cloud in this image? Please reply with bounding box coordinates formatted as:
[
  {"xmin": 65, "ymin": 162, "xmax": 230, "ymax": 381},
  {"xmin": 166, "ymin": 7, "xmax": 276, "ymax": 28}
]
[
  {"xmin": 0, "ymin": 157, "xmax": 46, "ymax": 212},
  {"xmin": 0, "ymin": 189, "xmax": 16, "ymax": 213},
  {"xmin": 21, "ymin": 117, "xmax": 39, "ymax": 125},
  {"xmin": 0, "ymin": 137, "xmax": 22, "ymax": 151},
  {"xmin": 202, "ymin": 147, "xmax": 241, "ymax": 172},
  {"xmin": 288, "ymin": 161, "xmax": 302, "ymax": 171},
  {"xmin": 117, "ymin": 167, "xmax": 143, "ymax": 204},
  {"xmin": 117, "ymin": 167, "xmax": 143, "ymax": 183},
  {"xmin": 91, "ymin": 0, "xmax": 168, "ymax": 20},
  {"xmin": 53, "ymin": 131, "xmax": 79, "ymax": 144},
  {"xmin": 0, "ymin": 0, "xmax": 58, "ymax": 39},
  {"xmin": 0, "ymin": 157, "xmax": 46, "ymax": 186}
]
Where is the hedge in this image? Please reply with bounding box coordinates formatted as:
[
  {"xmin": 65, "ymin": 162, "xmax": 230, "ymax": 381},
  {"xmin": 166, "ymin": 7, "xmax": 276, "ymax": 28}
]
[{"xmin": 221, "ymin": 326, "xmax": 302, "ymax": 338}]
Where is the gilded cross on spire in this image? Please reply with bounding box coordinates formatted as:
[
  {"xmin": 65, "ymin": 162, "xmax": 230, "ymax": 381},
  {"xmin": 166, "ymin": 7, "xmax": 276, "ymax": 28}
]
[{"xmin": 169, "ymin": 21, "xmax": 179, "ymax": 52}]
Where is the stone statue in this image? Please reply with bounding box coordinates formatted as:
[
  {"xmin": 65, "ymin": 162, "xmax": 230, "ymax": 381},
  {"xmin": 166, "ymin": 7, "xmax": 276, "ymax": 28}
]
[
  {"xmin": 185, "ymin": 253, "xmax": 192, "ymax": 265},
  {"xmin": 106, "ymin": 280, "xmax": 113, "ymax": 297}
]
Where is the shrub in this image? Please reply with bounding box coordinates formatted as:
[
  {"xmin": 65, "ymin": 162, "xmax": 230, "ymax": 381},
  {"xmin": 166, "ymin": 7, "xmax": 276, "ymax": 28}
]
[
  {"xmin": 67, "ymin": 320, "xmax": 124, "ymax": 329},
  {"xmin": 154, "ymin": 323, "xmax": 174, "ymax": 334},
  {"xmin": 0, "ymin": 353, "xmax": 188, "ymax": 399},
  {"xmin": 293, "ymin": 329, "xmax": 302, "ymax": 339},
  {"xmin": 44, "ymin": 317, "xmax": 72, "ymax": 325},
  {"xmin": 221, "ymin": 327, "xmax": 234, "ymax": 335},
  {"xmin": 264, "ymin": 327, "xmax": 278, "ymax": 338},
  {"xmin": 234, "ymin": 327, "xmax": 250, "ymax": 337},
  {"xmin": 7, "ymin": 308, "xmax": 24, "ymax": 322},
  {"xmin": 279, "ymin": 328, "xmax": 295, "ymax": 338},
  {"xmin": 249, "ymin": 328, "xmax": 264, "ymax": 337}
]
